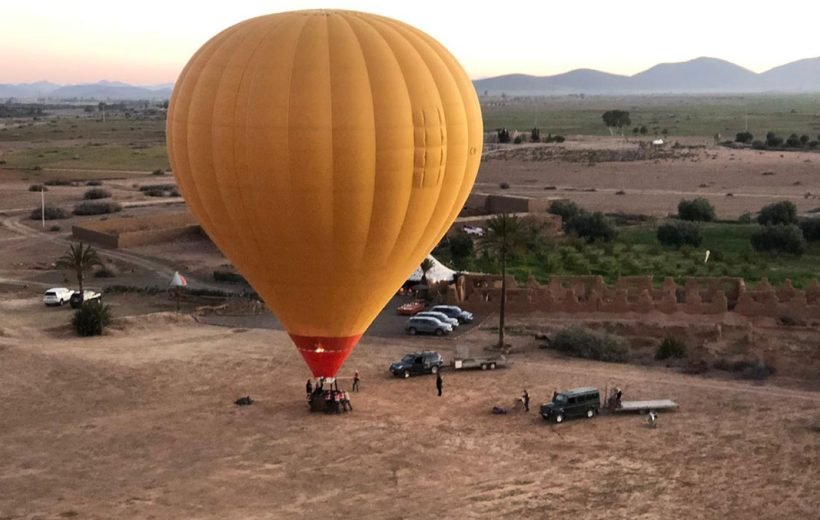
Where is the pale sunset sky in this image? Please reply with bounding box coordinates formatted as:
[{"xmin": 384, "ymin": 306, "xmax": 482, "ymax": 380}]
[{"xmin": 1, "ymin": 0, "xmax": 818, "ymax": 85}]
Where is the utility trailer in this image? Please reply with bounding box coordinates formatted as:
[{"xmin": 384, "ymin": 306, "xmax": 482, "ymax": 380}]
[
  {"xmin": 451, "ymin": 344, "xmax": 507, "ymax": 371},
  {"xmin": 612, "ymin": 399, "xmax": 678, "ymax": 413}
]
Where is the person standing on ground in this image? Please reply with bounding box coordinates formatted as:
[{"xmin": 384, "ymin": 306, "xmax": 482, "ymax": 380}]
[
  {"xmin": 306, "ymin": 379, "xmax": 313, "ymax": 396},
  {"xmin": 353, "ymin": 370, "xmax": 360, "ymax": 392},
  {"xmin": 436, "ymin": 372, "xmax": 443, "ymax": 397},
  {"xmin": 522, "ymin": 389, "xmax": 530, "ymax": 412}
]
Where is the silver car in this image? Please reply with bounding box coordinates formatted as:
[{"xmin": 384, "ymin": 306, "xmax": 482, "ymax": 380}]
[
  {"xmin": 416, "ymin": 311, "xmax": 459, "ymax": 328},
  {"xmin": 430, "ymin": 305, "xmax": 474, "ymax": 324},
  {"xmin": 405, "ymin": 316, "xmax": 453, "ymax": 336}
]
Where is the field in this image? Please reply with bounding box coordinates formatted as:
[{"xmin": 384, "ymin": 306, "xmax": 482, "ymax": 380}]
[
  {"xmin": 481, "ymin": 94, "xmax": 820, "ymax": 138},
  {"xmin": 0, "ymin": 114, "xmax": 168, "ymax": 175},
  {"xmin": 449, "ymin": 223, "xmax": 820, "ymax": 288},
  {"xmin": 1, "ymin": 295, "xmax": 818, "ymax": 520},
  {"xmin": 2, "ymin": 97, "xmax": 820, "ymax": 519}
]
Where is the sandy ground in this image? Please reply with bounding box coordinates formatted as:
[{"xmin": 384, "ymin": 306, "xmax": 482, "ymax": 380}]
[
  {"xmin": 478, "ymin": 138, "xmax": 820, "ymax": 218},
  {"xmin": 1, "ymin": 295, "xmax": 818, "ymax": 520}
]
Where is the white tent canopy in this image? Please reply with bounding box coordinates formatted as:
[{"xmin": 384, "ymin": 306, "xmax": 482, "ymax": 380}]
[{"xmin": 408, "ymin": 255, "xmax": 457, "ymax": 284}]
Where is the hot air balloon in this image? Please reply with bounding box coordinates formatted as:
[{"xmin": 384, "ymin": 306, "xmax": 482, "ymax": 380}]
[{"xmin": 167, "ymin": 10, "xmax": 482, "ymax": 378}]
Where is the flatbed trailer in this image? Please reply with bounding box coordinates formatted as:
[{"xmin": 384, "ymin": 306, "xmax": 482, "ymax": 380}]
[
  {"xmin": 612, "ymin": 399, "xmax": 678, "ymax": 413},
  {"xmin": 452, "ymin": 355, "xmax": 507, "ymax": 370}
]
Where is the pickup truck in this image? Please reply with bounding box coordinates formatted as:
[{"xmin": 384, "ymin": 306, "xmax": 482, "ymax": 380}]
[{"xmin": 69, "ymin": 289, "xmax": 102, "ymax": 308}]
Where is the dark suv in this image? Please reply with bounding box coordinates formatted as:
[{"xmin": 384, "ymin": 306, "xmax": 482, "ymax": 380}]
[
  {"xmin": 389, "ymin": 351, "xmax": 444, "ymax": 378},
  {"xmin": 540, "ymin": 387, "xmax": 600, "ymax": 423}
]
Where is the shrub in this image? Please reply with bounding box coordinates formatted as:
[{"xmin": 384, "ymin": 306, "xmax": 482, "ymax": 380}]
[
  {"xmin": 28, "ymin": 184, "xmax": 47, "ymax": 192},
  {"xmin": 513, "ymin": 135, "xmax": 523, "ymax": 144},
  {"xmin": 152, "ymin": 168, "xmax": 165, "ymax": 176},
  {"xmin": 741, "ymin": 361, "xmax": 776, "ymax": 380},
  {"xmin": 656, "ymin": 337, "xmax": 687, "ymax": 360},
  {"xmin": 785, "ymin": 134, "xmax": 802, "ymax": 147},
  {"xmin": 44, "ymin": 179, "xmax": 73, "ymax": 186},
  {"xmin": 86, "ymin": 180, "xmax": 102, "ymax": 186},
  {"xmin": 83, "ymin": 188, "xmax": 112, "ymax": 200},
  {"xmin": 678, "ymin": 197, "xmax": 715, "ymax": 222},
  {"xmin": 766, "ymin": 132, "xmax": 783, "ymax": 147},
  {"xmin": 738, "ymin": 212, "xmax": 754, "ymax": 224},
  {"xmin": 103, "ymin": 285, "xmax": 162, "ymax": 295},
  {"xmin": 73, "ymin": 201, "xmax": 122, "ymax": 215},
  {"xmin": 30, "ymin": 204, "xmax": 68, "ymax": 220},
  {"xmin": 499, "ymin": 182, "xmax": 510, "ymax": 189},
  {"xmin": 72, "ymin": 301, "xmax": 112, "ymax": 337},
  {"xmin": 48, "ymin": 225, "xmax": 61, "ymax": 232},
  {"xmin": 213, "ymin": 270, "xmax": 247, "ymax": 283},
  {"xmin": 139, "ymin": 183, "xmax": 176, "ymax": 192},
  {"xmin": 800, "ymin": 219, "xmax": 820, "ymax": 241},
  {"xmin": 751, "ymin": 224, "xmax": 806, "ymax": 255},
  {"xmin": 757, "ymin": 201, "xmax": 797, "ymax": 225},
  {"xmin": 735, "ymin": 131, "xmax": 753, "ymax": 144},
  {"xmin": 657, "ymin": 220, "xmax": 703, "ymax": 248},
  {"xmin": 551, "ymin": 326, "xmax": 629, "ymax": 362},
  {"xmin": 548, "ymin": 199, "xmax": 584, "ymax": 225},
  {"xmin": 565, "ymin": 212, "xmax": 616, "ymax": 242},
  {"xmin": 777, "ymin": 315, "xmax": 803, "ymax": 326},
  {"xmin": 94, "ymin": 264, "xmax": 119, "ymax": 278},
  {"xmin": 140, "ymin": 183, "xmax": 178, "ymax": 197}
]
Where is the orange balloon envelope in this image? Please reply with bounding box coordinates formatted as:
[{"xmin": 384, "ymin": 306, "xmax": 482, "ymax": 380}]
[{"xmin": 167, "ymin": 10, "xmax": 483, "ymax": 377}]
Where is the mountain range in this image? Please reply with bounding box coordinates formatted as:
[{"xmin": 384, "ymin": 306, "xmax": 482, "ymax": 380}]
[
  {"xmin": 0, "ymin": 80, "xmax": 173, "ymax": 101},
  {"xmin": 2, "ymin": 57, "xmax": 819, "ymax": 100},
  {"xmin": 473, "ymin": 57, "xmax": 820, "ymax": 95}
]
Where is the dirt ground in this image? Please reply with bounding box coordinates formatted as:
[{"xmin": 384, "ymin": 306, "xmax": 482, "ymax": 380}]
[
  {"xmin": 2, "ymin": 132, "xmax": 819, "ymax": 519},
  {"xmin": 1, "ymin": 294, "xmax": 818, "ymax": 520},
  {"xmin": 478, "ymin": 137, "xmax": 820, "ymax": 218}
]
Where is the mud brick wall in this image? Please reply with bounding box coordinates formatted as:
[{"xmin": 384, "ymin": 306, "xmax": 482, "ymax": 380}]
[{"xmin": 451, "ymin": 274, "xmax": 820, "ymax": 320}]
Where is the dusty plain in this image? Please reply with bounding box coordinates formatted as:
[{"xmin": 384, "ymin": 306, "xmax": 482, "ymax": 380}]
[
  {"xmin": 1, "ymin": 100, "xmax": 819, "ymax": 519},
  {"xmin": 1, "ymin": 296, "xmax": 819, "ymax": 520}
]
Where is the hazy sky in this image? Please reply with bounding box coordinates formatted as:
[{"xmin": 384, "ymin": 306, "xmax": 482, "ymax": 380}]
[{"xmin": 2, "ymin": 0, "xmax": 819, "ymax": 84}]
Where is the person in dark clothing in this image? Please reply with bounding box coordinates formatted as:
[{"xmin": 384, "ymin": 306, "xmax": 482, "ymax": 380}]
[
  {"xmin": 436, "ymin": 372, "xmax": 443, "ymax": 397},
  {"xmin": 306, "ymin": 379, "xmax": 313, "ymax": 395},
  {"xmin": 522, "ymin": 389, "xmax": 530, "ymax": 412},
  {"xmin": 352, "ymin": 370, "xmax": 360, "ymax": 392}
]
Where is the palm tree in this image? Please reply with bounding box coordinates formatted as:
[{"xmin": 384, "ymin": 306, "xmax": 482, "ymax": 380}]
[
  {"xmin": 420, "ymin": 257, "xmax": 434, "ymax": 287},
  {"xmin": 56, "ymin": 242, "xmax": 102, "ymax": 298},
  {"xmin": 478, "ymin": 214, "xmax": 526, "ymax": 350}
]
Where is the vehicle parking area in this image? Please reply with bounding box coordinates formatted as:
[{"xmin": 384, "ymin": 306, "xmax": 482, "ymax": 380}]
[{"xmin": 1, "ymin": 295, "xmax": 818, "ymax": 520}]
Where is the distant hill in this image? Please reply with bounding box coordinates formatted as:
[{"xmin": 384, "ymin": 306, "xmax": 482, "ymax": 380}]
[
  {"xmin": 475, "ymin": 69, "xmax": 629, "ymax": 96},
  {"xmin": 0, "ymin": 80, "xmax": 171, "ymax": 101},
  {"xmin": 474, "ymin": 57, "xmax": 820, "ymax": 95},
  {"xmin": 761, "ymin": 57, "xmax": 820, "ymax": 91}
]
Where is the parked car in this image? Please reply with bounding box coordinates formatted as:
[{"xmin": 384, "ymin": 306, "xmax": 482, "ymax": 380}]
[
  {"xmin": 69, "ymin": 290, "xmax": 102, "ymax": 309},
  {"xmin": 389, "ymin": 351, "xmax": 444, "ymax": 378},
  {"xmin": 416, "ymin": 311, "xmax": 459, "ymax": 328},
  {"xmin": 430, "ymin": 305, "xmax": 474, "ymax": 324},
  {"xmin": 397, "ymin": 300, "xmax": 426, "ymax": 315},
  {"xmin": 43, "ymin": 288, "xmax": 74, "ymax": 307},
  {"xmin": 540, "ymin": 387, "xmax": 601, "ymax": 423},
  {"xmin": 405, "ymin": 316, "xmax": 452, "ymax": 336}
]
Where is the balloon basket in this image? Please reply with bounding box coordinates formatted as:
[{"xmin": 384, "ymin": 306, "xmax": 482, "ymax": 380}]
[{"xmin": 307, "ymin": 388, "xmax": 353, "ymax": 414}]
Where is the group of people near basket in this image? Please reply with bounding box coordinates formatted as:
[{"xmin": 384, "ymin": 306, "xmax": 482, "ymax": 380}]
[{"xmin": 305, "ymin": 371, "xmax": 360, "ymax": 414}]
